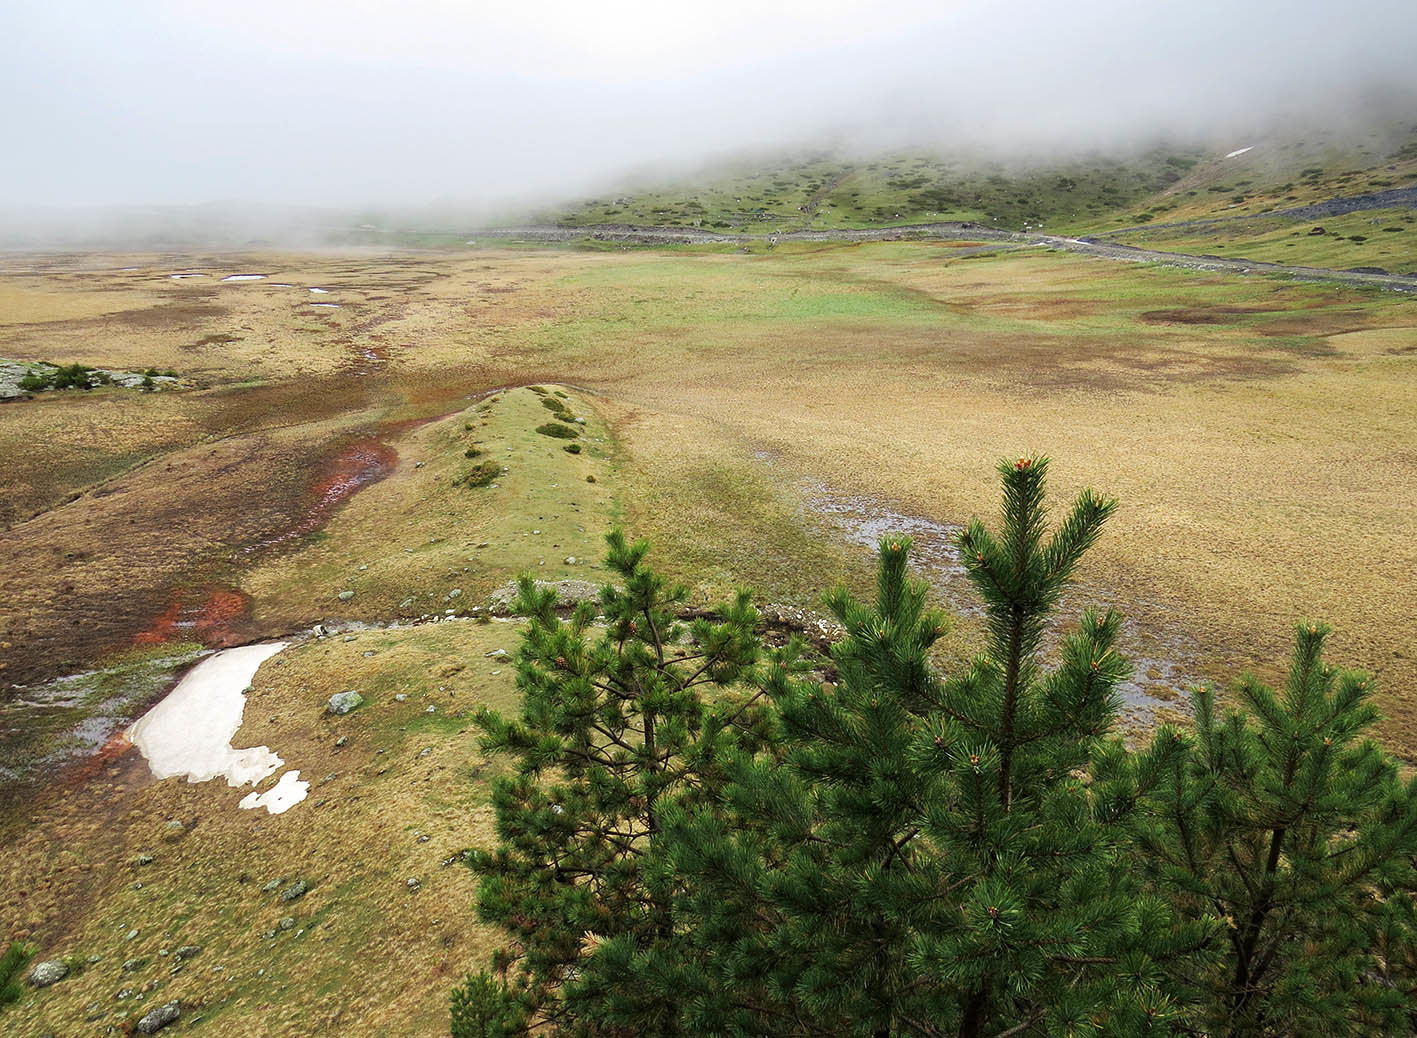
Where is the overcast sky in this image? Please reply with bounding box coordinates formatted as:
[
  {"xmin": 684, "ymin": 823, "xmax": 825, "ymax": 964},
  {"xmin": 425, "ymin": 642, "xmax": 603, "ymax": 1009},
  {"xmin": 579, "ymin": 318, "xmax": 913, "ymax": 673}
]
[{"xmin": 3, "ymin": 0, "xmax": 1416, "ymax": 212}]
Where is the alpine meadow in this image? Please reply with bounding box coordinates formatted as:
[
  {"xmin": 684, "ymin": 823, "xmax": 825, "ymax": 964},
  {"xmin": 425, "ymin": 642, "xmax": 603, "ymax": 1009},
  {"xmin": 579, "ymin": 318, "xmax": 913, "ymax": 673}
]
[{"xmin": 2, "ymin": 2, "xmax": 1417, "ymax": 1036}]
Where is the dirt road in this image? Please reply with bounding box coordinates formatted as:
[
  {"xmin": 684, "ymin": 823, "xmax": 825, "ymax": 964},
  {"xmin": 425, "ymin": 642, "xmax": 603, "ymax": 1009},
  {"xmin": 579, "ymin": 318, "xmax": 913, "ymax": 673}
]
[{"xmin": 474, "ymin": 221, "xmax": 1417, "ymax": 293}]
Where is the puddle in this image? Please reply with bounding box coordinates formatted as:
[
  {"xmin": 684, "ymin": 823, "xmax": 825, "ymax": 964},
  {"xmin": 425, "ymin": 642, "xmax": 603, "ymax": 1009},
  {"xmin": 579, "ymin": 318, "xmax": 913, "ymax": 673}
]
[
  {"xmin": 309, "ymin": 302, "xmax": 341, "ymax": 308},
  {"xmin": 791, "ymin": 469, "xmax": 1197, "ymax": 724},
  {"xmin": 804, "ymin": 479, "xmax": 974, "ymax": 616},
  {"xmin": 270, "ymin": 282, "xmax": 294, "ymax": 287},
  {"xmin": 127, "ymin": 642, "xmax": 306, "ymax": 814},
  {"xmin": 221, "ymin": 274, "xmax": 266, "ymax": 282},
  {"xmin": 308, "ymin": 287, "xmax": 329, "ymax": 294}
]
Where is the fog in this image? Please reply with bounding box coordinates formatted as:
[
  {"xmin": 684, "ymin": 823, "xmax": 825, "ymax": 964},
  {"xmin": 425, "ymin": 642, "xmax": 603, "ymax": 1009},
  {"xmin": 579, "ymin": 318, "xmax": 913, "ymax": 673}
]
[{"xmin": 2, "ymin": 0, "xmax": 1415, "ymax": 239}]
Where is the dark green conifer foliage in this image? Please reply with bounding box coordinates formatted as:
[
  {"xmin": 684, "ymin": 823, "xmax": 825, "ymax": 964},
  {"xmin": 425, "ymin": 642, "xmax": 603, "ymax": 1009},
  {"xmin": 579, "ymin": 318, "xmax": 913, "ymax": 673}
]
[
  {"xmin": 457, "ymin": 458, "xmax": 1417, "ymax": 1038},
  {"xmin": 1137, "ymin": 623, "xmax": 1417, "ymax": 1035},
  {"xmin": 450, "ymin": 971, "xmax": 529, "ymax": 1037},
  {"xmin": 461, "ymin": 531, "xmax": 768, "ymax": 1035},
  {"xmin": 902, "ymin": 456, "xmax": 1198, "ymax": 1035},
  {"xmin": 647, "ymin": 533, "xmax": 953, "ymax": 1035},
  {"xmin": 640, "ymin": 455, "xmax": 1198, "ymax": 1035},
  {"xmin": 0, "ymin": 940, "xmax": 33, "ymax": 1010}
]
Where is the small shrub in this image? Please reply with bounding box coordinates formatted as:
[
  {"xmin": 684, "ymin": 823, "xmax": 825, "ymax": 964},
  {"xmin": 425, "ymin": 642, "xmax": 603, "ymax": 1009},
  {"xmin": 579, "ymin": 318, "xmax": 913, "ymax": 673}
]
[
  {"xmin": 527, "ymin": 386, "xmax": 547, "ymax": 395},
  {"xmin": 141, "ymin": 375, "xmax": 155, "ymax": 391},
  {"xmin": 17, "ymin": 370, "xmax": 51, "ymax": 392},
  {"xmin": 1, "ymin": 940, "xmax": 34, "ymax": 1010},
  {"xmin": 464, "ymin": 447, "xmax": 483, "ymax": 459},
  {"xmin": 540, "ymin": 397, "xmax": 568, "ymax": 414},
  {"xmin": 535, "ymin": 422, "xmax": 579, "ymax": 440},
  {"xmin": 564, "ymin": 443, "xmax": 581, "ymax": 454},
  {"xmin": 50, "ymin": 364, "xmax": 95, "ymax": 390},
  {"xmin": 459, "ymin": 461, "xmax": 501, "ymax": 488}
]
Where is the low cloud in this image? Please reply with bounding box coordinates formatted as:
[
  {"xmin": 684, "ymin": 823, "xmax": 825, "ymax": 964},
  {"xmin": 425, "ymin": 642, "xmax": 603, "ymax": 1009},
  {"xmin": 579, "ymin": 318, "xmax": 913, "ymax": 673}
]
[{"xmin": 2, "ymin": 0, "xmax": 1414, "ymax": 239}]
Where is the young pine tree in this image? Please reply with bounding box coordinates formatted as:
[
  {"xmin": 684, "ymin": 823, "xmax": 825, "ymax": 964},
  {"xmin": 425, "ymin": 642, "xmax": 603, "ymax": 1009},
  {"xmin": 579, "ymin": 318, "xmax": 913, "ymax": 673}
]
[
  {"xmin": 644, "ymin": 455, "xmax": 1198, "ymax": 1035},
  {"xmin": 460, "ymin": 531, "xmax": 768, "ymax": 1036},
  {"xmin": 1138, "ymin": 622, "xmax": 1417, "ymax": 1035},
  {"xmin": 904, "ymin": 455, "xmax": 1196, "ymax": 1035}
]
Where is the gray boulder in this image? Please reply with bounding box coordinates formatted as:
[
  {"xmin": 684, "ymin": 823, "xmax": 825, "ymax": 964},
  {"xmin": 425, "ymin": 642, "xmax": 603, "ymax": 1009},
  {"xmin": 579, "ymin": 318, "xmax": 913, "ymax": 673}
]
[
  {"xmin": 29, "ymin": 960, "xmax": 68, "ymax": 987},
  {"xmin": 137, "ymin": 1001, "xmax": 181, "ymax": 1033},
  {"xmin": 327, "ymin": 691, "xmax": 363, "ymax": 715},
  {"xmin": 280, "ymin": 879, "xmax": 309, "ymax": 902}
]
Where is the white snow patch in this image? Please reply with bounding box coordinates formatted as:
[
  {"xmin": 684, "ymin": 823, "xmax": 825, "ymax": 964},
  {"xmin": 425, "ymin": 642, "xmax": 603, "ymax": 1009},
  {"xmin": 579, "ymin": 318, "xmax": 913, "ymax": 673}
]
[
  {"xmin": 1225, "ymin": 146, "xmax": 1254, "ymax": 159},
  {"xmin": 240, "ymin": 769, "xmax": 309, "ymax": 814},
  {"xmin": 308, "ymin": 287, "xmax": 329, "ymax": 294},
  {"xmin": 128, "ymin": 642, "xmax": 290, "ymax": 792},
  {"xmin": 221, "ymin": 274, "xmax": 266, "ymax": 282}
]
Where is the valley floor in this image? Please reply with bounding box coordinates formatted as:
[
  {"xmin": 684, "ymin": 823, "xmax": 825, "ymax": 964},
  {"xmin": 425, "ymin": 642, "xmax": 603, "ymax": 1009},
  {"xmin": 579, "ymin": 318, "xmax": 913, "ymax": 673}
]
[{"xmin": 1, "ymin": 240, "xmax": 1414, "ymax": 1034}]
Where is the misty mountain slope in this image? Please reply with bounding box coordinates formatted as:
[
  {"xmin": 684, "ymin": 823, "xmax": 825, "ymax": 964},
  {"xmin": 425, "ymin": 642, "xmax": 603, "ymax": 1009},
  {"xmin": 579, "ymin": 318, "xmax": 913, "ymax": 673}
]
[
  {"xmin": 1074, "ymin": 125, "xmax": 1417, "ymax": 271},
  {"xmin": 547, "ymin": 148, "xmax": 1205, "ymax": 233},
  {"xmin": 544, "ymin": 125, "xmax": 1417, "ymax": 269}
]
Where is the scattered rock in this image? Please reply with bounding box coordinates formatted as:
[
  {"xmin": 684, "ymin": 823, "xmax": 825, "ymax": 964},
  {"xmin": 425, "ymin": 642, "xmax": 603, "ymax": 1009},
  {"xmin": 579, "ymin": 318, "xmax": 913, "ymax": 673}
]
[
  {"xmin": 406, "ymin": 878, "xmax": 421, "ymax": 891},
  {"xmin": 278, "ymin": 917, "xmax": 297, "ymax": 932},
  {"xmin": 337, "ymin": 590, "xmax": 355, "ymax": 602},
  {"xmin": 261, "ymin": 879, "xmax": 283, "ymax": 893},
  {"xmin": 136, "ymin": 1001, "xmax": 181, "ymax": 1034},
  {"xmin": 335, "ymin": 736, "xmax": 348, "ymax": 747},
  {"xmin": 174, "ymin": 946, "xmax": 201, "ymax": 961},
  {"xmin": 126, "ymin": 929, "xmax": 140, "ymax": 941},
  {"xmin": 394, "ymin": 693, "xmax": 408, "ymax": 702},
  {"xmin": 123, "ymin": 958, "xmax": 147, "ymax": 973},
  {"xmin": 162, "ymin": 820, "xmax": 185, "ymax": 840},
  {"xmin": 136, "ymin": 854, "xmax": 154, "ymax": 866},
  {"xmin": 484, "ymin": 649, "xmax": 508, "ymax": 659},
  {"xmin": 312, "ymin": 623, "xmax": 330, "ymax": 638},
  {"xmin": 563, "ymin": 556, "xmax": 578, "ymax": 565},
  {"xmin": 489, "ymin": 579, "xmax": 601, "ymax": 615},
  {"xmin": 327, "ymin": 691, "xmax": 364, "ymax": 715},
  {"xmin": 448, "ymin": 588, "xmax": 462, "ymax": 599},
  {"xmin": 280, "ymin": 879, "xmax": 309, "ymax": 902},
  {"xmin": 29, "ymin": 960, "xmax": 68, "ymax": 987}
]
